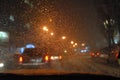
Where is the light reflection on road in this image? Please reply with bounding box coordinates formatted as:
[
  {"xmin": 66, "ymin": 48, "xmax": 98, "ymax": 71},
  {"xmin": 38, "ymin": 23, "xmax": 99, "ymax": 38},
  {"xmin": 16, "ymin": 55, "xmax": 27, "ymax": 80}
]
[{"xmin": 0, "ymin": 54, "xmax": 120, "ymax": 77}]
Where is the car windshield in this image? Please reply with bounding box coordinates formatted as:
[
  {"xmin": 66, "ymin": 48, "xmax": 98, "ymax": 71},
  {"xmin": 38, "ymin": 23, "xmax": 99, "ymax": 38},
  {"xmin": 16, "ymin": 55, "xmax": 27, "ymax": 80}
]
[
  {"xmin": 0, "ymin": 0, "xmax": 120, "ymax": 78},
  {"xmin": 23, "ymin": 48, "xmax": 46, "ymax": 56}
]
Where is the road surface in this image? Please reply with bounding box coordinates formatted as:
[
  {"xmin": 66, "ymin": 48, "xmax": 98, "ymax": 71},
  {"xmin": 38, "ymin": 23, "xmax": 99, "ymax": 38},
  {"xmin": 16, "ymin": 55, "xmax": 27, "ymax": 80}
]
[{"xmin": 0, "ymin": 54, "xmax": 120, "ymax": 78}]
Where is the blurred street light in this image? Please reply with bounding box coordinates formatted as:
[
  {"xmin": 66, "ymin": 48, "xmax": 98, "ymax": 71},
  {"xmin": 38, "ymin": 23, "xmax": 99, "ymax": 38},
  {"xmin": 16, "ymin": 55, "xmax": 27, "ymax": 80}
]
[
  {"xmin": 43, "ymin": 26, "xmax": 48, "ymax": 32},
  {"xmin": 49, "ymin": 18, "xmax": 52, "ymax": 22},
  {"xmin": 71, "ymin": 41, "xmax": 74, "ymax": 44},
  {"xmin": 46, "ymin": 29, "xmax": 48, "ymax": 31},
  {"xmin": 62, "ymin": 36, "xmax": 66, "ymax": 40},
  {"xmin": 82, "ymin": 43, "xmax": 85, "ymax": 46},
  {"xmin": 73, "ymin": 45, "xmax": 76, "ymax": 47},
  {"xmin": 43, "ymin": 26, "xmax": 47, "ymax": 30},
  {"xmin": 50, "ymin": 32, "xmax": 54, "ymax": 36},
  {"xmin": 64, "ymin": 50, "xmax": 67, "ymax": 53},
  {"xmin": 75, "ymin": 43, "xmax": 77, "ymax": 46}
]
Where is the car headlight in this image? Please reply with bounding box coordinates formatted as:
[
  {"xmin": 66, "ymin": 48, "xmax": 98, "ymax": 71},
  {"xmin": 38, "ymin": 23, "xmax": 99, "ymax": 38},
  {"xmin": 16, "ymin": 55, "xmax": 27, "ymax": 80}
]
[
  {"xmin": 50, "ymin": 56, "xmax": 54, "ymax": 60},
  {"xmin": 0, "ymin": 63, "xmax": 4, "ymax": 68}
]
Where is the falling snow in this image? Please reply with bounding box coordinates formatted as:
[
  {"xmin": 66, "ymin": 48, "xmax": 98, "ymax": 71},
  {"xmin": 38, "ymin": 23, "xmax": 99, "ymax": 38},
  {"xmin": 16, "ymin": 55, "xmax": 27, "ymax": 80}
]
[
  {"xmin": 9, "ymin": 15, "xmax": 14, "ymax": 22},
  {"xmin": 0, "ymin": 0, "xmax": 120, "ymax": 78}
]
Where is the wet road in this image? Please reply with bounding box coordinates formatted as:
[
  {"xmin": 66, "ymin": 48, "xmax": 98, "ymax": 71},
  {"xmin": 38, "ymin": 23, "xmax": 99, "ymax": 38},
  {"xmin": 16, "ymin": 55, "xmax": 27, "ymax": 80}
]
[
  {"xmin": 50, "ymin": 54, "xmax": 120, "ymax": 77},
  {"xmin": 1, "ymin": 54, "xmax": 120, "ymax": 77}
]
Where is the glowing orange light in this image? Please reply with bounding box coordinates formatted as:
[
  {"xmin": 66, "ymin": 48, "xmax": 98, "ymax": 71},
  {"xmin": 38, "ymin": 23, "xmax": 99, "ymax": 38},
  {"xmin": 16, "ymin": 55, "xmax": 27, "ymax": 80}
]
[
  {"xmin": 50, "ymin": 56, "xmax": 54, "ymax": 60},
  {"xmin": 82, "ymin": 43, "xmax": 85, "ymax": 46},
  {"xmin": 19, "ymin": 57, "xmax": 23, "ymax": 63},
  {"xmin": 50, "ymin": 32, "xmax": 54, "ymax": 36},
  {"xmin": 45, "ymin": 55, "xmax": 49, "ymax": 61},
  {"xmin": 73, "ymin": 45, "xmax": 75, "ymax": 47},
  {"xmin": 62, "ymin": 36, "xmax": 66, "ymax": 40},
  {"xmin": 97, "ymin": 53, "xmax": 100, "ymax": 56},
  {"xmin": 75, "ymin": 43, "xmax": 77, "ymax": 46},
  {"xmin": 49, "ymin": 19, "xmax": 52, "ymax": 22},
  {"xmin": 71, "ymin": 41, "xmax": 74, "ymax": 44},
  {"xmin": 59, "ymin": 56, "xmax": 62, "ymax": 59},
  {"xmin": 43, "ymin": 26, "xmax": 49, "ymax": 32}
]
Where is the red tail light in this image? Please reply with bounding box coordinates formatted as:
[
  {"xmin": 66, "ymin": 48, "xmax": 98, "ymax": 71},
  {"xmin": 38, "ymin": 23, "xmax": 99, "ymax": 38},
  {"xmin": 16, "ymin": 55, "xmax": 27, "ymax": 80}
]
[
  {"xmin": 116, "ymin": 53, "xmax": 118, "ymax": 58},
  {"xmin": 97, "ymin": 53, "xmax": 100, "ymax": 56},
  {"xmin": 19, "ymin": 56, "xmax": 23, "ymax": 63},
  {"xmin": 45, "ymin": 55, "xmax": 49, "ymax": 61},
  {"xmin": 91, "ymin": 53, "xmax": 95, "ymax": 56}
]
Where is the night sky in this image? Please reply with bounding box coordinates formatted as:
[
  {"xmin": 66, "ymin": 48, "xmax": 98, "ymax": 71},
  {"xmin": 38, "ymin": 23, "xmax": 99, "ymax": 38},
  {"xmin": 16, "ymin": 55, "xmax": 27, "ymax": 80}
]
[
  {"xmin": 54, "ymin": 0, "xmax": 107, "ymax": 49},
  {"xmin": 0, "ymin": 0, "xmax": 108, "ymax": 49}
]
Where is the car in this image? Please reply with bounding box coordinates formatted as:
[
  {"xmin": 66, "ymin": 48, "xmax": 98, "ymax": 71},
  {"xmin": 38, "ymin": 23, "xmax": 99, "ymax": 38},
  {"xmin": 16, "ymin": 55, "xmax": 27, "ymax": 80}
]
[
  {"xmin": 90, "ymin": 52, "xmax": 100, "ymax": 57},
  {"xmin": 47, "ymin": 48, "xmax": 62, "ymax": 61},
  {"xmin": 1, "ymin": 0, "xmax": 120, "ymax": 78},
  {"xmin": 13, "ymin": 48, "xmax": 51, "ymax": 68},
  {"xmin": 49, "ymin": 53, "xmax": 62, "ymax": 61}
]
